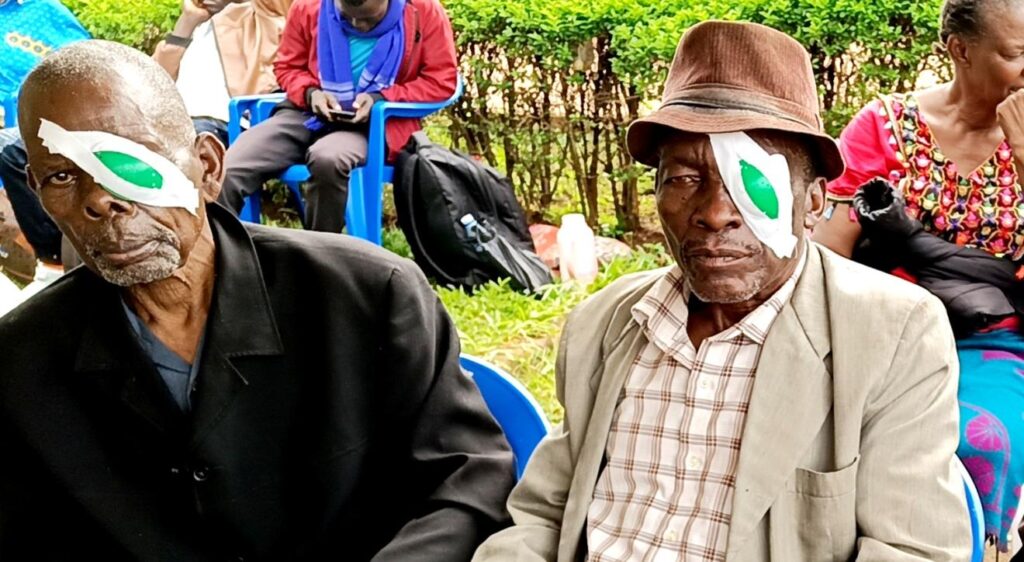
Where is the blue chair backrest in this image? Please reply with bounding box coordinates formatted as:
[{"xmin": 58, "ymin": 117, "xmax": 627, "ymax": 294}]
[
  {"xmin": 460, "ymin": 354, "xmax": 550, "ymax": 479},
  {"xmin": 957, "ymin": 458, "xmax": 986, "ymax": 562},
  {"xmin": 2, "ymin": 94, "xmax": 15, "ymax": 128}
]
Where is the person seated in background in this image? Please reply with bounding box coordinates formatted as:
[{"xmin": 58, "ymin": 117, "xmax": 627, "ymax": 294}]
[
  {"xmin": 813, "ymin": 0, "xmax": 1024, "ymax": 554},
  {"xmin": 474, "ymin": 21, "xmax": 970, "ymax": 562},
  {"xmin": 218, "ymin": 0, "xmax": 458, "ymax": 233},
  {"xmin": 152, "ymin": 0, "xmax": 295, "ymax": 145},
  {"xmin": 0, "ymin": 0, "xmax": 292, "ymax": 270},
  {"xmin": 0, "ymin": 40, "xmax": 514, "ymax": 560},
  {"xmin": 0, "ymin": 0, "xmax": 90, "ymax": 265}
]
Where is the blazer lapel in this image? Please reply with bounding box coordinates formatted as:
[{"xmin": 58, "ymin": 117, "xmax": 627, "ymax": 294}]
[
  {"xmin": 559, "ymin": 310, "xmax": 649, "ymax": 561},
  {"xmin": 726, "ymin": 245, "xmax": 833, "ymax": 557},
  {"xmin": 190, "ymin": 205, "xmax": 284, "ymax": 447}
]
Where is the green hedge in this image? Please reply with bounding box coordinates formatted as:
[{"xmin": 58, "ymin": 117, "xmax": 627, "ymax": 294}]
[
  {"xmin": 61, "ymin": 0, "xmax": 950, "ymax": 230},
  {"xmin": 61, "ymin": 0, "xmax": 179, "ymax": 53}
]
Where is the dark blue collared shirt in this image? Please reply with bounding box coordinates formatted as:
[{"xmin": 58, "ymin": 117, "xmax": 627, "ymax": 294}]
[{"xmin": 122, "ymin": 301, "xmax": 204, "ymax": 411}]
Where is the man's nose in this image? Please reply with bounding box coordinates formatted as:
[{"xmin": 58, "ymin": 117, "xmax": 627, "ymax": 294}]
[
  {"xmin": 692, "ymin": 181, "xmax": 743, "ymax": 232},
  {"xmin": 81, "ymin": 180, "xmax": 134, "ymax": 220}
]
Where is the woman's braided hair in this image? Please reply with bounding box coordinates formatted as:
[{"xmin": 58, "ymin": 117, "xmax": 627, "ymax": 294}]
[{"xmin": 940, "ymin": 0, "xmax": 1001, "ymax": 44}]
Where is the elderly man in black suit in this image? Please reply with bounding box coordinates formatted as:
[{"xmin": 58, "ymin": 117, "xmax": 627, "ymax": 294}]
[{"xmin": 0, "ymin": 39, "xmax": 515, "ymax": 561}]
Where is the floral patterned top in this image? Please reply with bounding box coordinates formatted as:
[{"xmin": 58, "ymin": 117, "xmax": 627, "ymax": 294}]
[{"xmin": 827, "ymin": 93, "xmax": 1024, "ymax": 260}]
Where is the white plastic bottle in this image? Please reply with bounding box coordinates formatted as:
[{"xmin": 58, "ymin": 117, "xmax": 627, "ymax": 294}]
[{"xmin": 557, "ymin": 213, "xmax": 598, "ymax": 285}]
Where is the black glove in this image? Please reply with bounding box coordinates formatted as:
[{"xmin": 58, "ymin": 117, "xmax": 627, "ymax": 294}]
[{"xmin": 853, "ymin": 178, "xmax": 923, "ymax": 239}]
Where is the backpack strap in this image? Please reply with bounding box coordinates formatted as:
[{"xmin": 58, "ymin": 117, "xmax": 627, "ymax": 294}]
[{"xmin": 395, "ymin": 144, "xmax": 463, "ymax": 287}]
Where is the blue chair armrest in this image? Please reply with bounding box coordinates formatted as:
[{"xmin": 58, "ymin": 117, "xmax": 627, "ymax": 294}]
[
  {"xmin": 363, "ymin": 76, "xmax": 464, "ymax": 181},
  {"xmin": 254, "ymin": 94, "xmax": 287, "ymax": 124},
  {"xmin": 227, "ymin": 93, "xmax": 288, "ymax": 145},
  {"xmin": 368, "ymin": 76, "xmax": 465, "ymax": 124}
]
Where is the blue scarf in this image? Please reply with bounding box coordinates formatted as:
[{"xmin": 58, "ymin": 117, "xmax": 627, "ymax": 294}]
[{"xmin": 306, "ymin": 0, "xmax": 406, "ymax": 131}]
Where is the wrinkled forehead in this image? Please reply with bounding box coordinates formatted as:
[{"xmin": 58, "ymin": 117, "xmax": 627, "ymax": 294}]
[
  {"xmin": 974, "ymin": 1, "xmax": 1024, "ymax": 45},
  {"xmin": 655, "ymin": 129, "xmax": 813, "ymax": 178},
  {"xmin": 21, "ymin": 79, "xmax": 182, "ymax": 168}
]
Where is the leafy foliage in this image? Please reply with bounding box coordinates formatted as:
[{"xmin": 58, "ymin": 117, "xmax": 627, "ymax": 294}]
[
  {"xmin": 63, "ymin": 0, "xmax": 950, "ymax": 233},
  {"xmin": 382, "ymin": 225, "xmax": 672, "ymax": 422},
  {"xmin": 442, "ymin": 0, "xmax": 949, "ymax": 234},
  {"xmin": 435, "ymin": 243, "xmax": 673, "ymax": 422},
  {"xmin": 61, "ymin": 0, "xmax": 179, "ymax": 53}
]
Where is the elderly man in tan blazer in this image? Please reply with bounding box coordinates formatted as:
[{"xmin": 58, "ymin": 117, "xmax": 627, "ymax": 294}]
[{"xmin": 474, "ymin": 21, "xmax": 970, "ymax": 562}]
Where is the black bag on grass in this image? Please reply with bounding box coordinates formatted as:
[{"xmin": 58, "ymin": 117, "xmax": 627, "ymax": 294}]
[{"xmin": 393, "ymin": 132, "xmax": 552, "ymax": 292}]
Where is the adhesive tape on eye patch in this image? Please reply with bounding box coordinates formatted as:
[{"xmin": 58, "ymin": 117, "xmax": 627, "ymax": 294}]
[
  {"xmin": 708, "ymin": 132, "xmax": 797, "ymax": 258},
  {"xmin": 37, "ymin": 119, "xmax": 200, "ymax": 215}
]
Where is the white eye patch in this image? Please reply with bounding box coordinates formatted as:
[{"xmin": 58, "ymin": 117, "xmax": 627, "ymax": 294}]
[
  {"xmin": 37, "ymin": 119, "xmax": 200, "ymax": 215},
  {"xmin": 708, "ymin": 132, "xmax": 797, "ymax": 258}
]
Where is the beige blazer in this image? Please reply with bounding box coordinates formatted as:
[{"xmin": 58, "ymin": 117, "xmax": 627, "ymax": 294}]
[{"xmin": 475, "ymin": 244, "xmax": 970, "ymax": 562}]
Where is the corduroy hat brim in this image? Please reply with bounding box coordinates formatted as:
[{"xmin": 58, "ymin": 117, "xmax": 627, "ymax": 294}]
[{"xmin": 626, "ymin": 104, "xmax": 845, "ymax": 181}]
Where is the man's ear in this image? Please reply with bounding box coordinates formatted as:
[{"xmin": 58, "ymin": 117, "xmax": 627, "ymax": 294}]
[
  {"xmin": 803, "ymin": 176, "xmax": 826, "ymax": 230},
  {"xmin": 25, "ymin": 164, "xmax": 40, "ymax": 193},
  {"xmin": 194, "ymin": 132, "xmax": 225, "ymax": 203}
]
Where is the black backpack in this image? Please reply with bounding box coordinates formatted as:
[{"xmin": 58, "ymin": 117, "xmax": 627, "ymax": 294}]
[{"xmin": 393, "ymin": 132, "xmax": 553, "ymax": 292}]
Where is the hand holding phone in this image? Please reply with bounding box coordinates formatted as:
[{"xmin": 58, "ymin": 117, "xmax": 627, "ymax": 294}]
[{"xmin": 327, "ymin": 108, "xmax": 357, "ymax": 122}]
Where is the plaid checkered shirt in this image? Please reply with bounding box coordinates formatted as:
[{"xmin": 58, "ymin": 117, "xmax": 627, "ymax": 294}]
[{"xmin": 586, "ymin": 251, "xmax": 806, "ymax": 562}]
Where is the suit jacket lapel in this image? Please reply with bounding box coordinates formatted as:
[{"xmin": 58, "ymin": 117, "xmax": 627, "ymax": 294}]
[
  {"xmin": 190, "ymin": 205, "xmax": 284, "ymax": 446},
  {"xmin": 726, "ymin": 244, "xmax": 833, "ymax": 557},
  {"xmin": 560, "ymin": 299, "xmax": 650, "ymax": 561}
]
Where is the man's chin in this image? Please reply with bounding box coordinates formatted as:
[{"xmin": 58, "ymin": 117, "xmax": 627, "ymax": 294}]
[
  {"xmin": 690, "ymin": 283, "xmax": 762, "ymax": 305},
  {"xmin": 686, "ymin": 270, "xmax": 768, "ymax": 305},
  {"xmin": 91, "ymin": 256, "xmax": 182, "ymax": 287}
]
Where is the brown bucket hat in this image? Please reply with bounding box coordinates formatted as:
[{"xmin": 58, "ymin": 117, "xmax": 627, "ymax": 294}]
[{"xmin": 626, "ymin": 20, "xmax": 845, "ymax": 180}]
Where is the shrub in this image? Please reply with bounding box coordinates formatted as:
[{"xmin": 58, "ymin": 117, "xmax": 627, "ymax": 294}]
[
  {"xmin": 60, "ymin": 0, "xmax": 179, "ymax": 53},
  {"xmin": 437, "ymin": 241, "xmax": 674, "ymax": 422},
  {"xmin": 445, "ymin": 0, "xmax": 949, "ymax": 230},
  {"xmin": 60, "ymin": 0, "xmax": 951, "ymax": 231}
]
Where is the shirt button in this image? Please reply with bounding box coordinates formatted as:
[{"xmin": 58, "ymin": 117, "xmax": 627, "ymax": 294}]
[
  {"xmin": 193, "ymin": 467, "xmax": 209, "ymax": 482},
  {"xmin": 665, "ymin": 529, "xmax": 679, "ymax": 541},
  {"xmin": 699, "ymin": 378, "xmax": 716, "ymax": 391},
  {"xmin": 686, "ymin": 455, "xmax": 704, "ymax": 470}
]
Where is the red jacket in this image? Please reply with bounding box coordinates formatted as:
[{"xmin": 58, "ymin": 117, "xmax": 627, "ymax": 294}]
[{"xmin": 275, "ymin": 0, "xmax": 458, "ymax": 160}]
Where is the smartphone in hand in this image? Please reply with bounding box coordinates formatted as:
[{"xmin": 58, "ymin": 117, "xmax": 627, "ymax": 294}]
[{"xmin": 327, "ymin": 108, "xmax": 357, "ymax": 122}]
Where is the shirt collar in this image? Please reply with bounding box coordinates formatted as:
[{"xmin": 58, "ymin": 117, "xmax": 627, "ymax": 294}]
[{"xmin": 632, "ymin": 243, "xmax": 808, "ymax": 354}]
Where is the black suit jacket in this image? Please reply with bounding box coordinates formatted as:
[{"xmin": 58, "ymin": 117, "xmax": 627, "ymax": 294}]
[{"xmin": 0, "ymin": 204, "xmax": 515, "ymax": 561}]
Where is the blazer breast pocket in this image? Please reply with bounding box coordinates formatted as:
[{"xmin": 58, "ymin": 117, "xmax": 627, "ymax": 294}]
[
  {"xmin": 788, "ymin": 455, "xmax": 860, "ymax": 497},
  {"xmin": 778, "ymin": 456, "xmax": 860, "ymax": 562}
]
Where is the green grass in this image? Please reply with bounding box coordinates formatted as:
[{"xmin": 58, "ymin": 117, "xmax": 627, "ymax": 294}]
[
  {"xmin": 381, "ymin": 228, "xmax": 672, "ymax": 423},
  {"xmin": 256, "ymin": 163, "xmax": 670, "ymax": 424}
]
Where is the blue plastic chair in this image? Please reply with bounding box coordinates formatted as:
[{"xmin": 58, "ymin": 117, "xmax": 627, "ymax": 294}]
[
  {"xmin": 0, "ymin": 92, "xmax": 16, "ymax": 190},
  {"xmin": 226, "ymin": 77, "xmax": 464, "ymax": 245},
  {"xmin": 2, "ymin": 93, "xmax": 16, "ymax": 128},
  {"xmin": 957, "ymin": 457, "xmax": 986, "ymax": 562},
  {"xmin": 460, "ymin": 354, "xmax": 550, "ymax": 479}
]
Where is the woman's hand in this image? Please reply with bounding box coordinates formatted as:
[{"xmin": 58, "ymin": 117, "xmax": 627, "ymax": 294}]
[
  {"xmin": 996, "ymin": 89, "xmax": 1024, "ymax": 168},
  {"xmin": 174, "ymin": 0, "xmax": 213, "ymax": 37}
]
